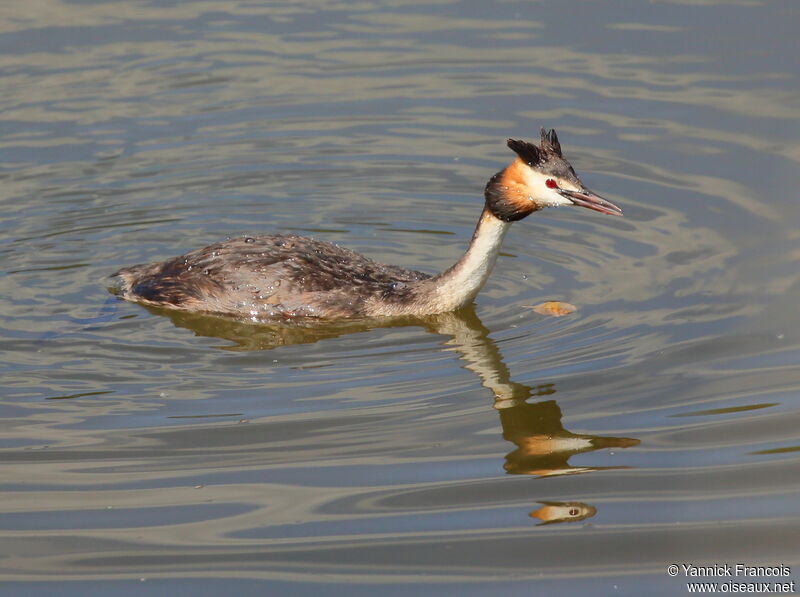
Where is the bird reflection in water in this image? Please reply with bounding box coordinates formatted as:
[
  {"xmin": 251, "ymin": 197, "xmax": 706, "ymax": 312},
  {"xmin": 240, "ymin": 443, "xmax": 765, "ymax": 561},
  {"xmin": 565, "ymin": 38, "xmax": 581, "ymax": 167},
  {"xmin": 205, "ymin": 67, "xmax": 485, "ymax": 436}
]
[
  {"xmin": 139, "ymin": 304, "xmax": 639, "ymax": 524},
  {"xmin": 499, "ymin": 399, "xmax": 640, "ymax": 477},
  {"xmin": 529, "ymin": 501, "xmax": 597, "ymax": 525}
]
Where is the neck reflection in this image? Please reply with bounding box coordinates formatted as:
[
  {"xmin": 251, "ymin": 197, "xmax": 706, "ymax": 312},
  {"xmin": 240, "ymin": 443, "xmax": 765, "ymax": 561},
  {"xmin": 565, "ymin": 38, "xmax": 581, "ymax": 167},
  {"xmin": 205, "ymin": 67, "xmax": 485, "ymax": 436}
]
[{"xmin": 423, "ymin": 308, "xmax": 639, "ymax": 477}]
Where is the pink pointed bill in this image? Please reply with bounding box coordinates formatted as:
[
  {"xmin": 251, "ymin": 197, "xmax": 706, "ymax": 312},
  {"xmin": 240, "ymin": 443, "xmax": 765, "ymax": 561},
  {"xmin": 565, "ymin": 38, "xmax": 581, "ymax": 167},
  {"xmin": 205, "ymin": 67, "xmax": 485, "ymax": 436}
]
[{"xmin": 560, "ymin": 189, "xmax": 623, "ymax": 216}]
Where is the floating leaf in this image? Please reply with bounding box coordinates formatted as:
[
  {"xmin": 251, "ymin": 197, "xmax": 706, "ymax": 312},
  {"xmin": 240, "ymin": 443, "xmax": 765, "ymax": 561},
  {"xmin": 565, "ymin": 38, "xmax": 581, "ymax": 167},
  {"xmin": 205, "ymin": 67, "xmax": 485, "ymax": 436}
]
[{"xmin": 525, "ymin": 301, "xmax": 577, "ymax": 317}]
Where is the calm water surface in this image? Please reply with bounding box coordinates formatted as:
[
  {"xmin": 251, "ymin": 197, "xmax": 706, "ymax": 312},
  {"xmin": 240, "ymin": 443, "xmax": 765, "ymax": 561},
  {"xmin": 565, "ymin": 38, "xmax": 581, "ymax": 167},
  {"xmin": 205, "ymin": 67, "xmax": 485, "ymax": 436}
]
[{"xmin": 1, "ymin": 1, "xmax": 799, "ymax": 595}]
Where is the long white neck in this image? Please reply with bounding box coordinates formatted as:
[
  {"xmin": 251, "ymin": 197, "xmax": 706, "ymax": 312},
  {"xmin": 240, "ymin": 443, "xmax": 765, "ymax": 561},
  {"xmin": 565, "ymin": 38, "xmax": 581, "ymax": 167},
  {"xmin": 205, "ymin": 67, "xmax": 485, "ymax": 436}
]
[{"xmin": 430, "ymin": 207, "xmax": 511, "ymax": 311}]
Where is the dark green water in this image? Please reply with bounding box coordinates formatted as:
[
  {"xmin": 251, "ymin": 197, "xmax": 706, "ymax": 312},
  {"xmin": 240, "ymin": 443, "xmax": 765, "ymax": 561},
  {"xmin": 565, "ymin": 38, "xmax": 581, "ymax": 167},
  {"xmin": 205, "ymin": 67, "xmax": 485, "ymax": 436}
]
[{"xmin": 1, "ymin": 1, "xmax": 798, "ymax": 595}]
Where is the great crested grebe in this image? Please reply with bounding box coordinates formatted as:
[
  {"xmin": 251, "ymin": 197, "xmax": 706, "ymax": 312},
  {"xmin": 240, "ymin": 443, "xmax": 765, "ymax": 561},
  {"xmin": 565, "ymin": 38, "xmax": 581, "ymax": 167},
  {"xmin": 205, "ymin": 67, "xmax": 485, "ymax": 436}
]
[{"xmin": 113, "ymin": 129, "xmax": 622, "ymax": 320}]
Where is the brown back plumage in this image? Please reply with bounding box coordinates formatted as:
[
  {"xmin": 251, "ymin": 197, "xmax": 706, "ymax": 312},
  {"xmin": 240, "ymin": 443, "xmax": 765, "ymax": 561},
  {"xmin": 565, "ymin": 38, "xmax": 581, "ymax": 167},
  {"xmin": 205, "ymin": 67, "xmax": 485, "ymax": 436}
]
[{"xmin": 114, "ymin": 235, "xmax": 431, "ymax": 318}]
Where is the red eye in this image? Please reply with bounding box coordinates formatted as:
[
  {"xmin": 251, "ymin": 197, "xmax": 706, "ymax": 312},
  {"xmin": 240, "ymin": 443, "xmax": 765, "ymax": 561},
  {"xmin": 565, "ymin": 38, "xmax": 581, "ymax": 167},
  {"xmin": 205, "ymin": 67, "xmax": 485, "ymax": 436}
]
[{"xmin": 545, "ymin": 179, "xmax": 558, "ymax": 189}]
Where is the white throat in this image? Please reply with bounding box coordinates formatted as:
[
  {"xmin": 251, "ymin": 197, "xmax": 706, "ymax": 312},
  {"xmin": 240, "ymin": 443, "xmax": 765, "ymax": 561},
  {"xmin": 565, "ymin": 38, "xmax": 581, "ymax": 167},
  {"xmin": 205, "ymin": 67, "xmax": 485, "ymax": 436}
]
[{"xmin": 432, "ymin": 208, "xmax": 511, "ymax": 311}]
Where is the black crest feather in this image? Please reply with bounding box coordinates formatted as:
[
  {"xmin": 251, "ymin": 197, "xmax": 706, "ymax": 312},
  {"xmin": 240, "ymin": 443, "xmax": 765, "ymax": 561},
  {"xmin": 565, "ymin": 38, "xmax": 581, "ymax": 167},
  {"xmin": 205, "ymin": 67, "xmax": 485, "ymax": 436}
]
[
  {"xmin": 507, "ymin": 138, "xmax": 541, "ymax": 165},
  {"xmin": 539, "ymin": 127, "xmax": 563, "ymax": 156},
  {"xmin": 508, "ymin": 128, "xmax": 564, "ymax": 164}
]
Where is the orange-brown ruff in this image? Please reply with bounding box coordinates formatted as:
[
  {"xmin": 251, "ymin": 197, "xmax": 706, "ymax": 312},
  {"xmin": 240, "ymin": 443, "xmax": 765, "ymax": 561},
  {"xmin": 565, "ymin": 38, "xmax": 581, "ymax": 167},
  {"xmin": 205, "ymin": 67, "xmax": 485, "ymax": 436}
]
[{"xmin": 113, "ymin": 129, "xmax": 623, "ymax": 320}]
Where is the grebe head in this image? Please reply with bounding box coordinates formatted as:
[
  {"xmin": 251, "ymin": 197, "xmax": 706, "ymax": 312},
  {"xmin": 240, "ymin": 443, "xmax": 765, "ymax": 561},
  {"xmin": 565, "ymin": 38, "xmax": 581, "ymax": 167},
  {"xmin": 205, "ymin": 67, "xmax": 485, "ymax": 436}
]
[{"xmin": 484, "ymin": 128, "xmax": 623, "ymax": 221}]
